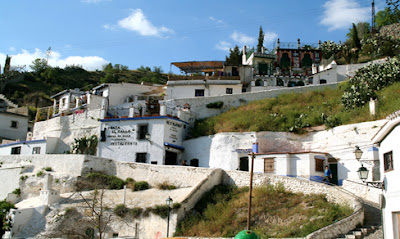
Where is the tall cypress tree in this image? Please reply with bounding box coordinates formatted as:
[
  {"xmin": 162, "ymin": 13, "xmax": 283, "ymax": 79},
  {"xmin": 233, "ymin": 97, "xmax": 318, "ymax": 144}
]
[
  {"xmin": 225, "ymin": 45, "xmax": 242, "ymax": 65},
  {"xmin": 257, "ymin": 26, "xmax": 264, "ymax": 52}
]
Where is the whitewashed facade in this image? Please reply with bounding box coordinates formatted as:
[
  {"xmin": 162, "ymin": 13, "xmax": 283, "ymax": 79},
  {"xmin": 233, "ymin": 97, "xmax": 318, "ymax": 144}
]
[
  {"xmin": 0, "ymin": 138, "xmax": 58, "ymax": 155},
  {"xmin": 98, "ymin": 116, "xmax": 188, "ymax": 165},
  {"xmin": 373, "ymin": 113, "xmax": 400, "ymax": 239},
  {"xmin": 0, "ymin": 112, "xmax": 29, "ymax": 142},
  {"xmin": 165, "ymin": 80, "xmax": 242, "ymax": 100}
]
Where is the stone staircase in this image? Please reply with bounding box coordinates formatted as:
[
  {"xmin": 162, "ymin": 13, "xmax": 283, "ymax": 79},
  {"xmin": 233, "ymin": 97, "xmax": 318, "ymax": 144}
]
[{"xmin": 335, "ymin": 226, "xmax": 378, "ymax": 238}]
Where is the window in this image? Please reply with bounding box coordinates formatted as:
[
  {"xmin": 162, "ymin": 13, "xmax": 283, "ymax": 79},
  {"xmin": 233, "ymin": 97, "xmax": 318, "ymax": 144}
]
[
  {"xmin": 138, "ymin": 125, "xmax": 148, "ymax": 140},
  {"xmin": 32, "ymin": 147, "xmax": 41, "ymax": 154},
  {"xmin": 11, "ymin": 121, "xmax": 18, "ymax": 128},
  {"xmin": 151, "ymin": 161, "xmax": 158, "ymax": 164},
  {"xmin": 11, "ymin": 147, "xmax": 21, "ymax": 155},
  {"xmin": 226, "ymin": 88, "xmax": 233, "ymax": 94},
  {"xmin": 264, "ymin": 158, "xmax": 274, "ymax": 173},
  {"xmin": 190, "ymin": 159, "xmax": 199, "ymax": 167},
  {"xmin": 384, "ymin": 151, "xmax": 394, "ymax": 172},
  {"xmin": 315, "ymin": 158, "xmax": 324, "ymax": 172},
  {"xmin": 136, "ymin": 153, "xmax": 147, "ymax": 163},
  {"xmin": 195, "ymin": 89, "xmax": 204, "ymax": 97}
]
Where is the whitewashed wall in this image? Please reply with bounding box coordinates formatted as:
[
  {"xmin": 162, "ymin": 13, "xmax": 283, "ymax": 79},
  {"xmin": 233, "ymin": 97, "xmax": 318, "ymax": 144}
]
[
  {"xmin": 183, "ymin": 120, "xmax": 387, "ymax": 186},
  {"xmin": 183, "ymin": 132, "xmax": 256, "ymax": 170},
  {"xmin": 32, "ymin": 109, "xmax": 102, "ymax": 153},
  {"xmin": 0, "ymin": 138, "xmax": 58, "ymax": 155},
  {"xmin": 375, "ymin": 123, "xmax": 400, "ymax": 239},
  {"xmin": 98, "ymin": 117, "xmax": 188, "ymax": 164},
  {"xmin": 103, "ymin": 83, "xmax": 163, "ymax": 107},
  {"xmin": 162, "ymin": 83, "xmax": 339, "ymax": 120},
  {"xmin": 166, "ymin": 80, "xmax": 242, "ymax": 100},
  {"xmin": 0, "ymin": 113, "xmax": 28, "ymax": 141}
]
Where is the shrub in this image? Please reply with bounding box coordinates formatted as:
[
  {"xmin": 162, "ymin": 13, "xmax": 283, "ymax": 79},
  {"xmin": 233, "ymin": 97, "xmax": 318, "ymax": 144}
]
[
  {"xmin": 44, "ymin": 167, "xmax": 52, "ymax": 172},
  {"xmin": 151, "ymin": 205, "xmax": 170, "ymax": 218},
  {"xmin": 130, "ymin": 207, "xmax": 143, "ymax": 218},
  {"xmin": 12, "ymin": 188, "xmax": 21, "ymax": 196},
  {"xmin": 77, "ymin": 172, "xmax": 126, "ymax": 190},
  {"xmin": 114, "ymin": 204, "xmax": 129, "ymax": 217},
  {"xmin": 36, "ymin": 171, "xmax": 44, "ymax": 177},
  {"xmin": 156, "ymin": 182, "xmax": 177, "ymax": 190},
  {"xmin": 20, "ymin": 175, "xmax": 28, "ymax": 181},
  {"xmin": 107, "ymin": 176, "xmax": 125, "ymax": 190},
  {"xmin": 71, "ymin": 135, "xmax": 98, "ymax": 155},
  {"xmin": 133, "ymin": 181, "xmax": 150, "ymax": 191},
  {"xmin": 206, "ymin": 101, "xmax": 224, "ymax": 109}
]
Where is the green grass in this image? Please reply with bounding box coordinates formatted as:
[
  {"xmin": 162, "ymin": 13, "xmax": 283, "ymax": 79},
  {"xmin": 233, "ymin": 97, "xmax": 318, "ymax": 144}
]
[
  {"xmin": 189, "ymin": 82, "xmax": 400, "ymax": 138},
  {"xmin": 175, "ymin": 184, "xmax": 353, "ymax": 238}
]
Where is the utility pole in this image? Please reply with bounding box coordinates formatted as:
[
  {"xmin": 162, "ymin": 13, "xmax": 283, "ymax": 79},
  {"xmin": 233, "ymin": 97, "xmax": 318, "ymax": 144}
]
[
  {"xmin": 372, "ymin": 0, "xmax": 376, "ymax": 34},
  {"xmin": 45, "ymin": 47, "xmax": 52, "ymax": 65},
  {"xmin": 247, "ymin": 142, "xmax": 258, "ymax": 230}
]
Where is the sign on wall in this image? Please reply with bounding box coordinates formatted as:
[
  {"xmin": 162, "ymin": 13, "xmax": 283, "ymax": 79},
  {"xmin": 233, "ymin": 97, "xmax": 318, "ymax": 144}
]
[
  {"xmin": 164, "ymin": 120, "xmax": 184, "ymax": 145},
  {"xmin": 106, "ymin": 125, "xmax": 137, "ymax": 146}
]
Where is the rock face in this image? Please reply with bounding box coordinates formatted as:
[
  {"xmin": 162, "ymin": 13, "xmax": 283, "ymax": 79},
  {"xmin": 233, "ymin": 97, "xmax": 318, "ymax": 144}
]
[{"xmin": 380, "ymin": 23, "xmax": 400, "ymax": 39}]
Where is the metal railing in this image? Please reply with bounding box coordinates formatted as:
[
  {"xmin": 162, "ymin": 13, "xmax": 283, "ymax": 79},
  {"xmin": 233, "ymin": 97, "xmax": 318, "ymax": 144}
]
[{"xmin": 168, "ymin": 75, "xmax": 240, "ymax": 81}]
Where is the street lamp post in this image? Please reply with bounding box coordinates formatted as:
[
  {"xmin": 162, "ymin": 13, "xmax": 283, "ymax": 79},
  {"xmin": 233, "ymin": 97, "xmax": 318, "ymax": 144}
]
[
  {"xmin": 354, "ymin": 146, "xmax": 384, "ymax": 189},
  {"xmin": 166, "ymin": 196, "xmax": 173, "ymax": 238},
  {"xmin": 247, "ymin": 142, "xmax": 258, "ymax": 230}
]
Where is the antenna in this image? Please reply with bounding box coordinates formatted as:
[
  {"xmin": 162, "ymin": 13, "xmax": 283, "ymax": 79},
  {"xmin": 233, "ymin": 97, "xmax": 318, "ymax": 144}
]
[
  {"xmin": 45, "ymin": 47, "xmax": 52, "ymax": 64},
  {"xmin": 372, "ymin": 0, "xmax": 376, "ymax": 34}
]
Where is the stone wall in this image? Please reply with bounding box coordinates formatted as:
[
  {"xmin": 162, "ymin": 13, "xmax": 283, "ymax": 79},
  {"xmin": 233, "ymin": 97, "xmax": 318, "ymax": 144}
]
[
  {"xmin": 162, "ymin": 83, "xmax": 339, "ymax": 120},
  {"xmin": 223, "ymin": 170, "xmax": 364, "ymax": 239},
  {"xmin": 342, "ymin": 180, "xmax": 382, "ymax": 204}
]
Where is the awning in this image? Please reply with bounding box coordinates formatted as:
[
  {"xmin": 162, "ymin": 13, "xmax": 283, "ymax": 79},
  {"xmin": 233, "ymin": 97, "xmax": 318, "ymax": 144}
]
[
  {"xmin": 171, "ymin": 61, "xmax": 224, "ymax": 73},
  {"xmin": 164, "ymin": 142, "xmax": 184, "ymax": 150}
]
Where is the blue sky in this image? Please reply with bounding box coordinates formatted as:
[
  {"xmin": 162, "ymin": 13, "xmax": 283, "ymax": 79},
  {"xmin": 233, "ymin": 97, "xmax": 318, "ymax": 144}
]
[{"xmin": 0, "ymin": 0, "xmax": 387, "ymax": 74}]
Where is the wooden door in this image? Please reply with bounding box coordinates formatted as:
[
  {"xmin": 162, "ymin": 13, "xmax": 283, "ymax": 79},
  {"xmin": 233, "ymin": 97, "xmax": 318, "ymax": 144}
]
[{"xmin": 264, "ymin": 158, "xmax": 274, "ymax": 173}]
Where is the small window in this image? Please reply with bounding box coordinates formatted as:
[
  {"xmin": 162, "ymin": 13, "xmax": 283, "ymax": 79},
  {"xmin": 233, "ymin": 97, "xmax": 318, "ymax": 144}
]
[
  {"xmin": 151, "ymin": 161, "xmax": 158, "ymax": 164},
  {"xmin": 11, "ymin": 121, "xmax": 18, "ymax": 128},
  {"xmin": 226, "ymin": 88, "xmax": 233, "ymax": 94},
  {"xmin": 264, "ymin": 158, "xmax": 274, "ymax": 173},
  {"xmin": 136, "ymin": 153, "xmax": 147, "ymax": 163},
  {"xmin": 195, "ymin": 89, "xmax": 204, "ymax": 97},
  {"xmin": 11, "ymin": 147, "xmax": 21, "ymax": 155},
  {"xmin": 190, "ymin": 159, "xmax": 199, "ymax": 167},
  {"xmin": 384, "ymin": 151, "xmax": 393, "ymax": 172},
  {"xmin": 315, "ymin": 158, "xmax": 324, "ymax": 172},
  {"xmin": 138, "ymin": 125, "xmax": 148, "ymax": 140},
  {"xmin": 32, "ymin": 147, "xmax": 41, "ymax": 154},
  {"xmin": 320, "ymin": 79, "xmax": 327, "ymax": 84}
]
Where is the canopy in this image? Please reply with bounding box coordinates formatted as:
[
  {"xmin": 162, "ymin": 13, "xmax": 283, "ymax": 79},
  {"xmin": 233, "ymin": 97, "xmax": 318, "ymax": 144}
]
[{"xmin": 171, "ymin": 61, "xmax": 224, "ymax": 73}]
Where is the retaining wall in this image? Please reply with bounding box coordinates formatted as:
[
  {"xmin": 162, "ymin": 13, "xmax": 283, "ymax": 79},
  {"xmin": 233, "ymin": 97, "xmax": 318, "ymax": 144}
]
[
  {"xmin": 162, "ymin": 83, "xmax": 339, "ymax": 120},
  {"xmin": 223, "ymin": 171, "xmax": 364, "ymax": 239}
]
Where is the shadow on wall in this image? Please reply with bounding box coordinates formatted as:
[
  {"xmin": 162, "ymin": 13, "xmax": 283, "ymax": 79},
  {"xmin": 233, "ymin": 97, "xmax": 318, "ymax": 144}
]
[{"xmin": 81, "ymin": 157, "xmax": 118, "ymax": 176}]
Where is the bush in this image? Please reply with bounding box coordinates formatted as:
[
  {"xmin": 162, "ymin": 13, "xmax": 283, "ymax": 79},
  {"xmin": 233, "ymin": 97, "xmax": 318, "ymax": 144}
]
[
  {"xmin": 114, "ymin": 204, "xmax": 129, "ymax": 217},
  {"xmin": 151, "ymin": 205, "xmax": 170, "ymax": 218},
  {"xmin": 130, "ymin": 207, "xmax": 143, "ymax": 218},
  {"xmin": 206, "ymin": 101, "xmax": 224, "ymax": 109},
  {"xmin": 36, "ymin": 171, "xmax": 44, "ymax": 177},
  {"xmin": 156, "ymin": 182, "xmax": 177, "ymax": 190},
  {"xmin": 132, "ymin": 181, "xmax": 150, "ymax": 191},
  {"xmin": 12, "ymin": 188, "xmax": 21, "ymax": 196},
  {"xmin": 44, "ymin": 167, "xmax": 52, "ymax": 172},
  {"xmin": 78, "ymin": 172, "xmax": 125, "ymax": 190},
  {"xmin": 20, "ymin": 175, "xmax": 28, "ymax": 181}
]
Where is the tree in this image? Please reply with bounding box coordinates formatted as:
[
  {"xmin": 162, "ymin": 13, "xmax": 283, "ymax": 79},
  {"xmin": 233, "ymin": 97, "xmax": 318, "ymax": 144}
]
[
  {"xmin": 257, "ymin": 26, "xmax": 264, "ymax": 53},
  {"xmin": 387, "ymin": 0, "xmax": 400, "ymax": 13},
  {"xmin": 346, "ymin": 22, "xmax": 371, "ymax": 41},
  {"xmin": 30, "ymin": 58, "xmax": 48, "ymax": 74},
  {"xmin": 225, "ymin": 45, "xmax": 242, "ymax": 65},
  {"xmin": 0, "ymin": 200, "xmax": 16, "ymax": 238},
  {"xmin": 375, "ymin": 7, "xmax": 400, "ymax": 28},
  {"xmin": 3, "ymin": 55, "xmax": 11, "ymax": 74}
]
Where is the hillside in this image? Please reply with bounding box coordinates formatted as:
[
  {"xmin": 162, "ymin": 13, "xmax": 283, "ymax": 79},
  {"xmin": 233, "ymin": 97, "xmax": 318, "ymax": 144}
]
[
  {"xmin": 1, "ymin": 65, "xmax": 168, "ymax": 119},
  {"xmin": 175, "ymin": 184, "xmax": 353, "ymax": 238},
  {"xmin": 189, "ymin": 81, "xmax": 400, "ymax": 138}
]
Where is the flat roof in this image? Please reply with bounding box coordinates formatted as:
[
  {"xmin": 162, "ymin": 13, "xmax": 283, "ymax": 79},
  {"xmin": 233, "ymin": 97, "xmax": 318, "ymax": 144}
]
[
  {"xmin": 100, "ymin": 115, "xmax": 189, "ymax": 125},
  {"xmin": 0, "ymin": 139, "xmax": 46, "ymax": 148},
  {"xmin": 171, "ymin": 61, "xmax": 224, "ymax": 73}
]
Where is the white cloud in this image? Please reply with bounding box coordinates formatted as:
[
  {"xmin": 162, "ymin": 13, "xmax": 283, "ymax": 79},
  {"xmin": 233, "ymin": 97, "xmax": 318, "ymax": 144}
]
[
  {"xmin": 321, "ymin": 0, "xmax": 370, "ymax": 31},
  {"xmin": 263, "ymin": 32, "xmax": 278, "ymax": 45},
  {"xmin": 215, "ymin": 41, "xmax": 232, "ymax": 51},
  {"xmin": 0, "ymin": 48, "xmax": 108, "ymax": 71},
  {"xmin": 117, "ymin": 9, "xmax": 173, "ymax": 37},
  {"xmin": 9, "ymin": 47, "xmax": 16, "ymax": 51},
  {"xmin": 209, "ymin": 16, "xmax": 224, "ymax": 24},
  {"xmin": 231, "ymin": 31, "xmax": 255, "ymax": 45}
]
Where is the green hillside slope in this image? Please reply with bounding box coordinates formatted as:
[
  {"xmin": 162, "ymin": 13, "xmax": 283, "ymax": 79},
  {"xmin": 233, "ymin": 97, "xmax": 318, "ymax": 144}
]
[{"xmin": 189, "ymin": 81, "xmax": 400, "ymax": 138}]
